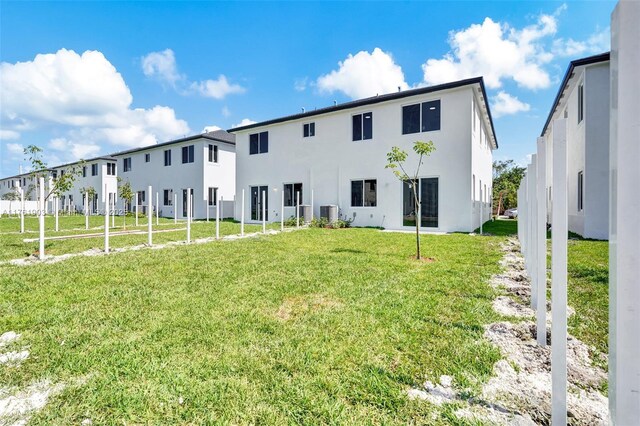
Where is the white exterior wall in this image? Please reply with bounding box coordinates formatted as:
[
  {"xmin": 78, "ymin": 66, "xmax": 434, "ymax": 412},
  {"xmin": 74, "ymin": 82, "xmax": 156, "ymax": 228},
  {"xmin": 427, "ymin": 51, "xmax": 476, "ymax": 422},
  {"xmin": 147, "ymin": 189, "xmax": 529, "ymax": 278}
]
[
  {"xmin": 116, "ymin": 138, "xmax": 235, "ymax": 219},
  {"xmin": 53, "ymin": 159, "xmax": 118, "ymax": 213},
  {"xmin": 234, "ymin": 85, "xmax": 495, "ymax": 232},
  {"xmin": 471, "ymin": 92, "xmax": 494, "ymax": 229}
]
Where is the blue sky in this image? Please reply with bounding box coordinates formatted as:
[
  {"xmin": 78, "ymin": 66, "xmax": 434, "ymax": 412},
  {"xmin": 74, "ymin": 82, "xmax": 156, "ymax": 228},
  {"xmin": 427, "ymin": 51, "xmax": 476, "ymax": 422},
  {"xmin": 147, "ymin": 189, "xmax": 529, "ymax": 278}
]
[{"xmin": 0, "ymin": 1, "xmax": 616, "ymax": 177}]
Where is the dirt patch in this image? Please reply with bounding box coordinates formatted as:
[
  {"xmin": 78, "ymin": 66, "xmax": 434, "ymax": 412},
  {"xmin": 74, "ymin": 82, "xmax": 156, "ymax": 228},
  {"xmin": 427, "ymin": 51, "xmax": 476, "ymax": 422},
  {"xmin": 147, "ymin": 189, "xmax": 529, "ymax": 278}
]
[
  {"xmin": 275, "ymin": 294, "xmax": 343, "ymax": 321},
  {"xmin": 408, "ymin": 255, "xmax": 437, "ymax": 263},
  {"xmin": 0, "ymin": 332, "xmax": 20, "ymax": 348},
  {"xmin": 0, "ymin": 380, "xmax": 65, "ymax": 425}
]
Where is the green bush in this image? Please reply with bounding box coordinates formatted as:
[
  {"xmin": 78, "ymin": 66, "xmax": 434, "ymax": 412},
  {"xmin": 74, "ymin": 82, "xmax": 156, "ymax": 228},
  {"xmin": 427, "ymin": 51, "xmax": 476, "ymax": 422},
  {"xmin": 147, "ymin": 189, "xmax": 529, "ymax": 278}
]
[
  {"xmin": 283, "ymin": 216, "xmax": 298, "ymax": 227},
  {"xmin": 310, "ymin": 217, "xmax": 329, "ymax": 228}
]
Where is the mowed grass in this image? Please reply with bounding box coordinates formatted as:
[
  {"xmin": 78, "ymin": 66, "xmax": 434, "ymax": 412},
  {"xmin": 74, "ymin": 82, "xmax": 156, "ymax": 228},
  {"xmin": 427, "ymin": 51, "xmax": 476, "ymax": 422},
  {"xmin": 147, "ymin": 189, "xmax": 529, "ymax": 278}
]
[
  {"xmin": 0, "ymin": 215, "xmax": 278, "ymax": 261},
  {"xmin": 0, "ymin": 228, "xmax": 505, "ymax": 425}
]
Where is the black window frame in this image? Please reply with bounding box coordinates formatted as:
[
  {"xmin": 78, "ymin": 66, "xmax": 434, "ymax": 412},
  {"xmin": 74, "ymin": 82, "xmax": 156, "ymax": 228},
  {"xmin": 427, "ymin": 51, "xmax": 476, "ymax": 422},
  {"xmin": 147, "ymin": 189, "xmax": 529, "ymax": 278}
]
[
  {"xmin": 182, "ymin": 145, "xmax": 195, "ymax": 164},
  {"xmin": 249, "ymin": 131, "xmax": 269, "ymax": 155},
  {"xmin": 351, "ymin": 179, "xmax": 377, "ymax": 207},
  {"xmin": 422, "ymin": 100, "xmax": 441, "ymax": 132},
  {"xmin": 164, "ymin": 149, "xmax": 172, "ymax": 166},
  {"xmin": 578, "ymin": 171, "xmax": 584, "ymax": 211},
  {"xmin": 283, "ymin": 183, "xmax": 303, "ymax": 207},
  {"xmin": 208, "ymin": 144, "xmax": 219, "ymax": 163},
  {"xmin": 123, "ymin": 157, "xmax": 132, "ymax": 172},
  {"xmin": 303, "ymin": 122, "xmax": 315, "ymax": 138},
  {"xmin": 82, "ymin": 166, "xmax": 87, "ymax": 178},
  {"xmin": 145, "ymin": 153, "xmax": 150, "ymax": 163},
  {"xmin": 163, "ymin": 189, "xmax": 173, "ymax": 206},
  {"xmin": 578, "ymin": 83, "xmax": 584, "ymax": 124},
  {"xmin": 106, "ymin": 163, "xmax": 116, "ymax": 176},
  {"xmin": 352, "ymin": 112, "xmax": 373, "ymax": 141},
  {"xmin": 208, "ymin": 187, "xmax": 218, "ymax": 206},
  {"xmin": 92, "ymin": 163, "xmax": 99, "ymax": 176}
]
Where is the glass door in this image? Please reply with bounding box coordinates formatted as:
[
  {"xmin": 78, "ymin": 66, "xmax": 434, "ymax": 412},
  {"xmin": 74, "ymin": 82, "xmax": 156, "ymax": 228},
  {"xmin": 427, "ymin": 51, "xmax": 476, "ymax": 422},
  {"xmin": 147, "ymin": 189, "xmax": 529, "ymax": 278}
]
[
  {"xmin": 182, "ymin": 188, "xmax": 193, "ymax": 217},
  {"xmin": 402, "ymin": 178, "xmax": 439, "ymax": 228},
  {"xmin": 250, "ymin": 186, "xmax": 268, "ymax": 221}
]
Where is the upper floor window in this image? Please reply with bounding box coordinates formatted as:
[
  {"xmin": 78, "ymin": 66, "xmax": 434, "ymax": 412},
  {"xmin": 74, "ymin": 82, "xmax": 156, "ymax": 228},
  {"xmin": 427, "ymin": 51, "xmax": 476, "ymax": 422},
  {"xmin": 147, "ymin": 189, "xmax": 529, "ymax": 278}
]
[
  {"xmin": 283, "ymin": 183, "xmax": 303, "ymax": 207},
  {"xmin": 92, "ymin": 163, "xmax": 99, "ymax": 176},
  {"xmin": 303, "ymin": 122, "xmax": 315, "ymax": 138},
  {"xmin": 123, "ymin": 157, "xmax": 132, "ymax": 172},
  {"xmin": 107, "ymin": 163, "xmax": 116, "ymax": 176},
  {"xmin": 402, "ymin": 100, "xmax": 441, "ymax": 134},
  {"xmin": 352, "ymin": 112, "xmax": 373, "ymax": 141},
  {"xmin": 578, "ymin": 83, "xmax": 584, "ymax": 124},
  {"xmin": 578, "ymin": 171, "xmax": 584, "ymax": 211},
  {"xmin": 351, "ymin": 179, "xmax": 377, "ymax": 207},
  {"xmin": 249, "ymin": 131, "xmax": 269, "ymax": 155},
  {"xmin": 208, "ymin": 144, "xmax": 219, "ymax": 163},
  {"xmin": 164, "ymin": 149, "xmax": 171, "ymax": 166},
  {"xmin": 145, "ymin": 153, "xmax": 150, "ymax": 163},
  {"xmin": 182, "ymin": 145, "xmax": 194, "ymax": 164},
  {"xmin": 82, "ymin": 166, "xmax": 87, "ymax": 178}
]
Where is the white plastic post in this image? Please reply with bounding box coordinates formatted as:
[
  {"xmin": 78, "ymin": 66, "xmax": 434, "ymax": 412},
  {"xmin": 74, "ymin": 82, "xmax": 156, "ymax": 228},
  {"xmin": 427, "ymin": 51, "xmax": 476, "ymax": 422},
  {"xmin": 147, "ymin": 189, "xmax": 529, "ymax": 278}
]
[
  {"xmin": 54, "ymin": 196, "xmax": 59, "ymax": 232},
  {"xmin": 148, "ymin": 185, "xmax": 153, "ymax": 246},
  {"xmin": 262, "ymin": 190, "xmax": 266, "ymax": 234},
  {"xmin": 104, "ymin": 185, "xmax": 109, "ymax": 254},
  {"xmin": 206, "ymin": 190, "xmax": 210, "ymax": 223},
  {"xmin": 479, "ymin": 186, "xmax": 483, "ymax": 235},
  {"xmin": 187, "ymin": 188, "xmax": 191, "ymax": 244},
  {"xmin": 551, "ymin": 118, "xmax": 567, "ymax": 425},
  {"xmin": 215, "ymin": 194, "xmax": 220, "ymax": 240},
  {"xmin": 174, "ymin": 193, "xmax": 177, "ymax": 224},
  {"xmin": 311, "ymin": 189, "xmax": 314, "ymax": 221},
  {"xmin": 281, "ymin": 190, "xmax": 284, "ymax": 231},
  {"xmin": 241, "ymin": 189, "xmax": 245, "ymax": 236},
  {"xmin": 19, "ymin": 185, "xmax": 24, "ymax": 234},
  {"xmin": 609, "ymin": 3, "xmax": 640, "ymax": 423},
  {"xmin": 156, "ymin": 192, "xmax": 159, "ymax": 226},
  {"xmin": 135, "ymin": 193, "xmax": 139, "ymax": 227},
  {"xmin": 536, "ymin": 137, "xmax": 547, "ymax": 346},
  {"xmin": 529, "ymin": 156, "xmax": 538, "ymax": 310},
  {"xmin": 84, "ymin": 192, "xmax": 88, "ymax": 230},
  {"xmin": 296, "ymin": 191, "xmax": 300, "ymax": 228},
  {"xmin": 111, "ymin": 195, "xmax": 115, "ymax": 228},
  {"xmin": 38, "ymin": 177, "xmax": 45, "ymax": 259}
]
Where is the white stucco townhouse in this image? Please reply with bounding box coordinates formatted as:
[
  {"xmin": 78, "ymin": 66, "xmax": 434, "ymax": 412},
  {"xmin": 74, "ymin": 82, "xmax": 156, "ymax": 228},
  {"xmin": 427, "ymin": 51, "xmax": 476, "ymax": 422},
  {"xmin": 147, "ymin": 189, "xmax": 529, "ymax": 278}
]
[
  {"xmin": 542, "ymin": 52, "xmax": 610, "ymax": 240},
  {"xmin": 230, "ymin": 77, "xmax": 498, "ymax": 233}
]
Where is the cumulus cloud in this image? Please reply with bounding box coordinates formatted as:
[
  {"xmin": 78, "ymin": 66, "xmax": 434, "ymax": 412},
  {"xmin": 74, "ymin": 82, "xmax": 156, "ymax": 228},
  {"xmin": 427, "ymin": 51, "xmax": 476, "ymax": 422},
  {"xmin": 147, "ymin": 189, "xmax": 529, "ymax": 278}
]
[
  {"xmin": 203, "ymin": 125, "xmax": 222, "ymax": 133},
  {"xmin": 294, "ymin": 77, "xmax": 308, "ymax": 92},
  {"xmin": 552, "ymin": 28, "xmax": 610, "ymax": 58},
  {"xmin": 0, "ymin": 49, "xmax": 190, "ymax": 163},
  {"xmin": 317, "ymin": 48, "xmax": 409, "ymax": 99},
  {"xmin": 48, "ymin": 137, "xmax": 101, "ymax": 160},
  {"xmin": 491, "ymin": 91, "xmax": 531, "ymax": 118},
  {"xmin": 0, "ymin": 130, "xmax": 20, "ymax": 140},
  {"xmin": 191, "ymin": 75, "xmax": 246, "ymax": 99},
  {"xmin": 422, "ymin": 12, "xmax": 559, "ymax": 90},
  {"xmin": 6, "ymin": 142, "xmax": 24, "ymax": 155},
  {"xmin": 232, "ymin": 118, "xmax": 257, "ymax": 128},
  {"xmin": 141, "ymin": 48, "xmax": 183, "ymax": 86}
]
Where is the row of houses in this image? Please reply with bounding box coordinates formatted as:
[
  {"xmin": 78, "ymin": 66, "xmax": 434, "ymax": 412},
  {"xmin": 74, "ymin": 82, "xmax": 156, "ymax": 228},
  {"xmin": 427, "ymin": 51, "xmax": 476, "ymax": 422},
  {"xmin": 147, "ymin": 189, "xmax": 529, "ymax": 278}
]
[{"xmin": 1, "ymin": 77, "xmax": 497, "ymax": 233}]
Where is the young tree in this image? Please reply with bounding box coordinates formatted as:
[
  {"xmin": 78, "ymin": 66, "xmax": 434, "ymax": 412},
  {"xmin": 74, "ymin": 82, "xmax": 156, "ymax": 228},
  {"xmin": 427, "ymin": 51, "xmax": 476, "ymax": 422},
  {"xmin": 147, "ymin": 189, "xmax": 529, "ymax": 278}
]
[
  {"xmin": 117, "ymin": 177, "xmax": 134, "ymax": 229},
  {"xmin": 386, "ymin": 141, "xmax": 436, "ymax": 260},
  {"xmin": 24, "ymin": 145, "xmax": 83, "ymax": 201},
  {"xmin": 492, "ymin": 160, "xmax": 526, "ymax": 215}
]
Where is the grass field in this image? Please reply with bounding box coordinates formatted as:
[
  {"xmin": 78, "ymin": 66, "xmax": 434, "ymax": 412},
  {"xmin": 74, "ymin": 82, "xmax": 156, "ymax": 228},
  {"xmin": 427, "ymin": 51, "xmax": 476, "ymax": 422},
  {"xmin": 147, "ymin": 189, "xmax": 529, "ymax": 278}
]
[{"xmin": 1, "ymin": 223, "xmax": 507, "ymax": 424}]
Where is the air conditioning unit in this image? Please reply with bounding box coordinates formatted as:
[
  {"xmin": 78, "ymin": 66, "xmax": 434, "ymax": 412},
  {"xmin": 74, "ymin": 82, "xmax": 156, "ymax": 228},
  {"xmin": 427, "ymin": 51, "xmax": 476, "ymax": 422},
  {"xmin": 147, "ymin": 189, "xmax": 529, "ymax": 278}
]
[
  {"xmin": 298, "ymin": 204, "xmax": 312, "ymax": 223},
  {"xmin": 320, "ymin": 205, "xmax": 338, "ymax": 223}
]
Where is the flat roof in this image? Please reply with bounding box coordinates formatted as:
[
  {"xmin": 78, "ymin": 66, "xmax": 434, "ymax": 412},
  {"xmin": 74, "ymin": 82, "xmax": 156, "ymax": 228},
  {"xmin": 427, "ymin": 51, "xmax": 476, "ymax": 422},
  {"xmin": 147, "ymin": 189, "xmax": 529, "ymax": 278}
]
[
  {"xmin": 112, "ymin": 130, "xmax": 235, "ymax": 157},
  {"xmin": 228, "ymin": 76, "xmax": 498, "ymax": 148},
  {"xmin": 540, "ymin": 52, "xmax": 610, "ymax": 137}
]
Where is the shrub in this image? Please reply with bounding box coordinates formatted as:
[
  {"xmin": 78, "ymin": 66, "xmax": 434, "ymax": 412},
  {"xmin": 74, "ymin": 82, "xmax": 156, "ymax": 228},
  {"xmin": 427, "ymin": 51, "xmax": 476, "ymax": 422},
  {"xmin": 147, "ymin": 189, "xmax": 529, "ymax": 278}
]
[{"xmin": 310, "ymin": 217, "xmax": 329, "ymax": 228}]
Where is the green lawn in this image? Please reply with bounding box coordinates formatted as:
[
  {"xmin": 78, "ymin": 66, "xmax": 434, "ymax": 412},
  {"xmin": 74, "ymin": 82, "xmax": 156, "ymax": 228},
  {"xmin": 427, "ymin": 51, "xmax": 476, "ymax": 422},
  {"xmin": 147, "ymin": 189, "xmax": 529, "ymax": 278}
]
[{"xmin": 0, "ymin": 227, "xmax": 505, "ymax": 425}]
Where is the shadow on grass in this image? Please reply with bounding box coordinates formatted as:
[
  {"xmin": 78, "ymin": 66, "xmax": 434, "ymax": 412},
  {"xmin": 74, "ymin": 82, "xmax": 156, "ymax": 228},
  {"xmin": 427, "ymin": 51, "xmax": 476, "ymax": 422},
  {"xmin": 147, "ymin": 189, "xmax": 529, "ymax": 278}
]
[{"xmin": 473, "ymin": 219, "xmax": 518, "ymax": 236}]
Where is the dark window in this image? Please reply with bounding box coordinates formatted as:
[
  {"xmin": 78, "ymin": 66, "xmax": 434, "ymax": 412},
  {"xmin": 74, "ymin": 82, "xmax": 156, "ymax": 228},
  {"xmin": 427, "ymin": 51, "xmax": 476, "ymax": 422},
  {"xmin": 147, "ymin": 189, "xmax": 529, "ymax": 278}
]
[
  {"xmin": 182, "ymin": 145, "xmax": 194, "ymax": 163},
  {"xmin": 578, "ymin": 171, "xmax": 584, "ymax": 211},
  {"xmin": 107, "ymin": 163, "xmax": 116, "ymax": 176},
  {"xmin": 145, "ymin": 153, "xmax": 150, "ymax": 163},
  {"xmin": 422, "ymin": 100, "xmax": 441, "ymax": 132},
  {"xmin": 164, "ymin": 149, "xmax": 171, "ymax": 166},
  {"xmin": 82, "ymin": 166, "xmax": 87, "ymax": 177},
  {"xmin": 163, "ymin": 189, "xmax": 173, "ymax": 206},
  {"xmin": 303, "ymin": 122, "xmax": 315, "ymax": 138},
  {"xmin": 92, "ymin": 164, "xmax": 98, "ymax": 176},
  {"xmin": 137, "ymin": 190, "xmax": 146, "ymax": 203},
  {"xmin": 123, "ymin": 158, "xmax": 131, "ymax": 172},
  {"xmin": 352, "ymin": 112, "xmax": 373, "ymax": 141},
  {"xmin": 403, "ymin": 178, "xmax": 439, "ymax": 228},
  {"xmin": 209, "ymin": 144, "xmax": 219, "ymax": 163},
  {"xmin": 402, "ymin": 104, "xmax": 421, "ymax": 134},
  {"xmin": 249, "ymin": 132, "xmax": 269, "ymax": 155},
  {"xmin": 351, "ymin": 179, "xmax": 377, "ymax": 207},
  {"xmin": 578, "ymin": 84, "xmax": 584, "ymax": 124},
  {"xmin": 283, "ymin": 183, "xmax": 303, "ymax": 207},
  {"xmin": 208, "ymin": 187, "xmax": 218, "ymax": 206}
]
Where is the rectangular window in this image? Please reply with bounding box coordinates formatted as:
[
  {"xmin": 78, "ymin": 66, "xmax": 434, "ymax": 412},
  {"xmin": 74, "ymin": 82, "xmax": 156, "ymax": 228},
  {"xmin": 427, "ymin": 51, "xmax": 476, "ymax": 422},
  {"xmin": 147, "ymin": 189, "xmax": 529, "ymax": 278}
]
[
  {"xmin": 137, "ymin": 190, "xmax": 146, "ymax": 203},
  {"xmin": 403, "ymin": 178, "xmax": 439, "ymax": 228},
  {"xmin": 182, "ymin": 145, "xmax": 194, "ymax": 163},
  {"xmin": 283, "ymin": 183, "xmax": 303, "ymax": 207},
  {"xmin": 422, "ymin": 100, "xmax": 441, "ymax": 132},
  {"xmin": 351, "ymin": 179, "xmax": 377, "ymax": 207},
  {"xmin": 82, "ymin": 166, "xmax": 87, "ymax": 177},
  {"xmin": 578, "ymin": 83, "xmax": 584, "ymax": 123},
  {"xmin": 164, "ymin": 149, "xmax": 171, "ymax": 166},
  {"xmin": 402, "ymin": 104, "xmax": 421, "ymax": 134},
  {"xmin": 303, "ymin": 122, "xmax": 315, "ymax": 138},
  {"xmin": 352, "ymin": 112, "xmax": 373, "ymax": 141},
  {"xmin": 145, "ymin": 153, "xmax": 150, "ymax": 163},
  {"xmin": 208, "ymin": 144, "xmax": 219, "ymax": 163},
  {"xmin": 123, "ymin": 157, "xmax": 131, "ymax": 172},
  {"xmin": 249, "ymin": 132, "xmax": 269, "ymax": 155},
  {"xmin": 109, "ymin": 163, "xmax": 116, "ymax": 175},
  {"xmin": 208, "ymin": 187, "xmax": 218, "ymax": 206},
  {"xmin": 163, "ymin": 189, "xmax": 173, "ymax": 206},
  {"xmin": 578, "ymin": 171, "xmax": 584, "ymax": 211}
]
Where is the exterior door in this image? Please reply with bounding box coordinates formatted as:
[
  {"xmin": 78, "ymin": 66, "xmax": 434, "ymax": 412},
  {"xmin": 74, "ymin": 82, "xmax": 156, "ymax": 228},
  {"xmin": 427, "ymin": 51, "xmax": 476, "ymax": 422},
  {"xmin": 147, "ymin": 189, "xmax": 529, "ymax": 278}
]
[
  {"xmin": 182, "ymin": 188, "xmax": 194, "ymax": 217},
  {"xmin": 403, "ymin": 178, "xmax": 439, "ymax": 228},
  {"xmin": 250, "ymin": 186, "xmax": 268, "ymax": 221}
]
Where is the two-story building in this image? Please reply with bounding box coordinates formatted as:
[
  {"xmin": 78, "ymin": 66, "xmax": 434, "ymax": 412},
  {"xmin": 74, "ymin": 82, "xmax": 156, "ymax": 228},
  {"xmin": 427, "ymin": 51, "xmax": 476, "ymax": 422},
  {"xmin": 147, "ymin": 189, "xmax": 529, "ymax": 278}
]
[
  {"xmin": 229, "ymin": 77, "xmax": 497, "ymax": 233},
  {"xmin": 541, "ymin": 52, "xmax": 610, "ymax": 240}
]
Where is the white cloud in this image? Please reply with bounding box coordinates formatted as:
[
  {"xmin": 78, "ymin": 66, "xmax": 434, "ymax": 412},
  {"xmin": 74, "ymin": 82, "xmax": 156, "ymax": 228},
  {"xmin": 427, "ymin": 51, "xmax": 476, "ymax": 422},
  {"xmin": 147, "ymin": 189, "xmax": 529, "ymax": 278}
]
[
  {"xmin": 491, "ymin": 91, "xmax": 531, "ymax": 118},
  {"xmin": 552, "ymin": 28, "xmax": 610, "ymax": 57},
  {"xmin": 0, "ymin": 49, "xmax": 190, "ymax": 152},
  {"xmin": 232, "ymin": 118, "xmax": 257, "ymax": 128},
  {"xmin": 191, "ymin": 75, "xmax": 246, "ymax": 99},
  {"xmin": 294, "ymin": 77, "xmax": 308, "ymax": 92},
  {"xmin": 317, "ymin": 48, "xmax": 409, "ymax": 99},
  {"xmin": 221, "ymin": 106, "xmax": 231, "ymax": 118},
  {"xmin": 0, "ymin": 130, "xmax": 20, "ymax": 140},
  {"xmin": 48, "ymin": 137, "xmax": 101, "ymax": 160},
  {"xmin": 141, "ymin": 49, "xmax": 183, "ymax": 86},
  {"xmin": 6, "ymin": 142, "xmax": 24, "ymax": 155},
  {"xmin": 203, "ymin": 125, "xmax": 222, "ymax": 133},
  {"xmin": 422, "ymin": 13, "xmax": 558, "ymax": 90}
]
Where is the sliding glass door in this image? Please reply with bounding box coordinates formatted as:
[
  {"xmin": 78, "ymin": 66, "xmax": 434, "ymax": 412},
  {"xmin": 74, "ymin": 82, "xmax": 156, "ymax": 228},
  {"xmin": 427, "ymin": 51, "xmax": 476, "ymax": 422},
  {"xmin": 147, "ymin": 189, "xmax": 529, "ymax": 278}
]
[
  {"xmin": 250, "ymin": 186, "xmax": 268, "ymax": 221},
  {"xmin": 402, "ymin": 178, "xmax": 439, "ymax": 228}
]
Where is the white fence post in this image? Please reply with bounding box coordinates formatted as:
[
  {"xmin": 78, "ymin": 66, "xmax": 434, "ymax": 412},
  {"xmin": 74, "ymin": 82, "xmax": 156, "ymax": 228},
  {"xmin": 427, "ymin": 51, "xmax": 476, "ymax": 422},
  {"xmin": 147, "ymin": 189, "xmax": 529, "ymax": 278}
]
[
  {"xmin": 135, "ymin": 193, "xmax": 139, "ymax": 227},
  {"xmin": 174, "ymin": 192, "xmax": 177, "ymax": 224},
  {"xmin": 38, "ymin": 177, "xmax": 45, "ymax": 260},
  {"xmin": 281, "ymin": 190, "xmax": 284, "ymax": 231},
  {"xmin": 84, "ymin": 192, "xmax": 89, "ymax": 230},
  {"xmin": 262, "ymin": 190, "xmax": 266, "ymax": 234},
  {"xmin": 19, "ymin": 185, "xmax": 24, "ymax": 234},
  {"xmin": 551, "ymin": 118, "xmax": 568, "ymax": 425},
  {"xmin": 536, "ymin": 137, "xmax": 547, "ymax": 346},
  {"xmin": 216, "ymin": 194, "xmax": 220, "ymax": 240},
  {"xmin": 480, "ymin": 186, "xmax": 483, "ymax": 235},
  {"xmin": 104, "ymin": 185, "xmax": 110, "ymax": 254},
  {"xmin": 609, "ymin": 2, "xmax": 640, "ymax": 423},
  {"xmin": 206, "ymin": 190, "xmax": 210, "ymax": 223},
  {"xmin": 148, "ymin": 185, "xmax": 153, "ymax": 246},
  {"xmin": 156, "ymin": 192, "xmax": 159, "ymax": 226},
  {"xmin": 296, "ymin": 191, "xmax": 300, "ymax": 228},
  {"xmin": 529, "ymin": 155, "xmax": 538, "ymax": 310},
  {"xmin": 187, "ymin": 188, "xmax": 191, "ymax": 244},
  {"xmin": 311, "ymin": 189, "xmax": 314, "ymax": 221},
  {"xmin": 54, "ymin": 196, "xmax": 59, "ymax": 232},
  {"xmin": 241, "ymin": 189, "xmax": 245, "ymax": 237}
]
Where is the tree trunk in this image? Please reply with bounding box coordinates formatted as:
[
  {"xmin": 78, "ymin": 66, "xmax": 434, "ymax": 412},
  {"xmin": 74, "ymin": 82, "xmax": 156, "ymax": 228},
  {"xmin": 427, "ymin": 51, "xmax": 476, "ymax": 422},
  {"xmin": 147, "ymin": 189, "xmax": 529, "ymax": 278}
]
[{"xmin": 414, "ymin": 185, "xmax": 421, "ymax": 260}]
